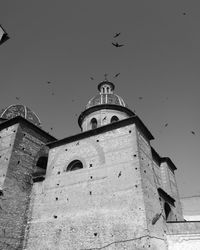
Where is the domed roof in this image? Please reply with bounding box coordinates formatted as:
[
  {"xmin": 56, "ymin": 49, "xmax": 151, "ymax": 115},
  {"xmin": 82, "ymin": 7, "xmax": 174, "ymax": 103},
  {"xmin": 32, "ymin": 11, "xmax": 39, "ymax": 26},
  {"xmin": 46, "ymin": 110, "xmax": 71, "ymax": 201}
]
[
  {"xmin": 0, "ymin": 104, "xmax": 41, "ymax": 127},
  {"xmin": 78, "ymin": 79, "xmax": 135, "ymax": 129},
  {"xmin": 86, "ymin": 80, "xmax": 126, "ymax": 109},
  {"xmin": 86, "ymin": 93, "xmax": 126, "ymax": 109}
]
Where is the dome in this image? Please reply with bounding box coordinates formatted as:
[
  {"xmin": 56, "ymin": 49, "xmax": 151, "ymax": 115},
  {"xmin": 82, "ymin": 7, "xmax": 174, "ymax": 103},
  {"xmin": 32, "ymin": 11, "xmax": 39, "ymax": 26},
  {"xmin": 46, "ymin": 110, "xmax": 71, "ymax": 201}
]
[
  {"xmin": 0, "ymin": 104, "xmax": 41, "ymax": 127},
  {"xmin": 78, "ymin": 79, "xmax": 135, "ymax": 130},
  {"xmin": 86, "ymin": 93, "xmax": 126, "ymax": 109},
  {"xmin": 86, "ymin": 80, "xmax": 126, "ymax": 109}
]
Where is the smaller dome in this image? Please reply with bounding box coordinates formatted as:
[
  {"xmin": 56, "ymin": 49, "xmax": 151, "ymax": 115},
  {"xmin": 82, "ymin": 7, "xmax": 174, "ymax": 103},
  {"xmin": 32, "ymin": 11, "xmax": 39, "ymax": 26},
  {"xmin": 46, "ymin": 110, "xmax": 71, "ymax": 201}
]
[
  {"xmin": 86, "ymin": 79, "xmax": 126, "ymax": 109},
  {"xmin": 86, "ymin": 93, "xmax": 126, "ymax": 109},
  {"xmin": 98, "ymin": 81, "xmax": 115, "ymax": 92},
  {"xmin": 0, "ymin": 104, "xmax": 41, "ymax": 127}
]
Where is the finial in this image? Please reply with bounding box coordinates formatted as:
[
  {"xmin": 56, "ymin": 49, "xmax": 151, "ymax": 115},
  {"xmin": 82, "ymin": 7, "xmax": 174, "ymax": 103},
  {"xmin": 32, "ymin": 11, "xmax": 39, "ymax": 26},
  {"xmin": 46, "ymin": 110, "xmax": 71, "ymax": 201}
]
[{"xmin": 104, "ymin": 73, "xmax": 108, "ymax": 81}]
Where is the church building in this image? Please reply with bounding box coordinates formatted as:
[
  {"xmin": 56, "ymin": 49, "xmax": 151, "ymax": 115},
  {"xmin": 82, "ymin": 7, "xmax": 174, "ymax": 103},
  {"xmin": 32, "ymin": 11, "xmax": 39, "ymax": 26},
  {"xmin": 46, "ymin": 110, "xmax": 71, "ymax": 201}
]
[{"xmin": 0, "ymin": 79, "xmax": 200, "ymax": 249}]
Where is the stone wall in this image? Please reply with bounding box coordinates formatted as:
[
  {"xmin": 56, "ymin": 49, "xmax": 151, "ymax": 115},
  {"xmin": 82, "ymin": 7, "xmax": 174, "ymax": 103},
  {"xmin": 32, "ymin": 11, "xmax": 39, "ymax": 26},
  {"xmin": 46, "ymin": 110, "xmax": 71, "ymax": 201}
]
[
  {"xmin": 24, "ymin": 123, "xmax": 161, "ymax": 250},
  {"xmin": 137, "ymin": 130, "xmax": 168, "ymax": 249},
  {"xmin": 81, "ymin": 109, "xmax": 129, "ymax": 132},
  {"xmin": 160, "ymin": 162, "xmax": 183, "ymax": 220},
  {"xmin": 0, "ymin": 122, "xmax": 52, "ymax": 250},
  {"xmin": 166, "ymin": 221, "xmax": 200, "ymax": 250}
]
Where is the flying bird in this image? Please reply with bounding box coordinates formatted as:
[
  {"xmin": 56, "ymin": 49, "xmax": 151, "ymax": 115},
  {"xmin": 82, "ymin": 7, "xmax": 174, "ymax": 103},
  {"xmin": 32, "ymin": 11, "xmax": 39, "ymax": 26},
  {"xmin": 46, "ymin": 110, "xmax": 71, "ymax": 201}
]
[
  {"xmin": 138, "ymin": 97, "xmax": 143, "ymax": 100},
  {"xmin": 191, "ymin": 131, "xmax": 195, "ymax": 135},
  {"xmin": 113, "ymin": 32, "xmax": 121, "ymax": 38},
  {"xmin": 152, "ymin": 213, "xmax": 162, "ymax": 225},
  {"xmin": 114, "ymin": 73, "xmax": 120, "ymax": 78},
  {"xmin": 118, "ymin": 171, "xmax": 122, "ymax": 178},
  {"xmin": 0, "ymin": 24, "xmax": 9, "ymax": 46},
  {"xmin": 90, "ymin": 77, "xmax": 94, "ymax": 80},
  {"xmin": 16, "ymin": 97, "xmax": 20, "ymax": 100},
  {"xmin": 182, "ymin": 12, "xmax": 186, "ymax": 15},
  {"xmin": 164, "ymin": 123, "xmax": 168, "ymax": 127},
  {"xmin": 47, "ymin": 81, "xmax": 51, "ymax": 84},
  {"xmin": 112, "ymin": 42, "xmax": 124, "ymax": 48}
]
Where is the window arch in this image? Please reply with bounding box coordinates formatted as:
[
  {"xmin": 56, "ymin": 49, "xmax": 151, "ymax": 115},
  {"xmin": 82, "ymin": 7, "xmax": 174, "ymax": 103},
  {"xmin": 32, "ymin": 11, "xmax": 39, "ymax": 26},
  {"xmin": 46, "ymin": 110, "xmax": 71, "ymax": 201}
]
[
  {"xmin": 91, "ymin": 118, "xmax": 97, "ymax": 129},
  {"xmin": 67, "ymin": 160, "xmax": 83, "ymax": 172},
  {"xmin": 111, "ymin": 116, "xmax": 119, "ymax": 123}
]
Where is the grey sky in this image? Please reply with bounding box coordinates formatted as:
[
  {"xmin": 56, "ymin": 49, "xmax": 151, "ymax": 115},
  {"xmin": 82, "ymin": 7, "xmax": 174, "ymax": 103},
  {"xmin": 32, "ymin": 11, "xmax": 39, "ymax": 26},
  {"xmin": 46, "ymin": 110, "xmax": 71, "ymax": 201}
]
[{"xmin": 1, "ymin": 0, "xmax": 200, "ymax": 197}]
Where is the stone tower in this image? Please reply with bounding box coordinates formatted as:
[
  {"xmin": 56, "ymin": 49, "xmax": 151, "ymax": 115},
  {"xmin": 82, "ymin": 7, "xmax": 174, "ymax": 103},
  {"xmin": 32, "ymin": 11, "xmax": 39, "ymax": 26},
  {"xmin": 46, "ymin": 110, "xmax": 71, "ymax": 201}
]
[
  {"xmin": 0, "ymin": 105, "xmax": 56, "ymax": 250},
  {"xmin": 21, "ymin": 80, "xmax": 183, "ymax": 250}
]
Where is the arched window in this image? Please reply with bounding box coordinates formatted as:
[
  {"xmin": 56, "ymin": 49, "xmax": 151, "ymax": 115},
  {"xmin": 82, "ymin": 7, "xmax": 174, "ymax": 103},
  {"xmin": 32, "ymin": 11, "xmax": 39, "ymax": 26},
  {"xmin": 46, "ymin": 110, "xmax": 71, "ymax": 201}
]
[
  {"xmin": 33, "ymin": 156, "xmax": 48, "ymax": 182},
  {"xmin": 111, "ymin": 116, "xmax": 119, "ymax": 123},
  {"xmin": 107, "ymin": 87, "xmax": 109, "ymax": 93},
  {"xmin": 164, "ymin": 202, "xmax": 172, "ymax": 221},
  {"xmin": 67, "ymin": 160, "xmax": 83, "ymax": 172},
  {"xmin": 91, "ymin": 118, "xmax": 97, "ymax": 129}
]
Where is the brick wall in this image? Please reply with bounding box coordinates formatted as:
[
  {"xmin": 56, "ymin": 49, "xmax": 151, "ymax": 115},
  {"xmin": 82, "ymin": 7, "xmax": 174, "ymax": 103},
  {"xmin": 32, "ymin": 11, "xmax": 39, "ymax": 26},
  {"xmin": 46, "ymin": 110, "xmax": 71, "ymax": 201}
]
[
  {"xmin": 24, "ymin": 124, "xmax": 160, "ymax": 249},
  {"xmin": 0, "ymin": 122, "xmax": 52, "ymax": 250}
]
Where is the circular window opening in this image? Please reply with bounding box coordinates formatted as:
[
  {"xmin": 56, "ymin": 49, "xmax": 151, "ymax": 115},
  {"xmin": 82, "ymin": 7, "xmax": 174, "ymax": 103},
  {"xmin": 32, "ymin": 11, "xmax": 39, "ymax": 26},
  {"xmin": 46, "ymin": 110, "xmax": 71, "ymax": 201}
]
[
  {"xmin": 67, "ymin": 160, "xmax": 83, "ymax": 172},
  {"xmin": 111, "ymin": 116, "xmax": 119, "ymax": 123}
]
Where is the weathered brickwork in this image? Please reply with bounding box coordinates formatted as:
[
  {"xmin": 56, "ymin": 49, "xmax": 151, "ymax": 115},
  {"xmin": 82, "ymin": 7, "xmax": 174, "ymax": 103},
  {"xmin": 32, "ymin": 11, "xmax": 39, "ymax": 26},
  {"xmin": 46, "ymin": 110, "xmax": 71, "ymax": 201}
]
[
  {"xmin": 160, "ymin": 162, "xmax": 183, "ymax": 220},
  {"xmin": 1, "ymin": 81, "xmax": 199, "ymax": 250},
  {"xmin": 160, "ymin": 162, "xmax": 171, "ymax": 196},
  {"xmin": 0, "ymin": 121, "xmax": 54, "ymax": 250},
  {"xmin": 152, "ymin": 160, "xmax": 163, "ymax": 188},
  {"xmin": 24, "ymin": 124, "xmax": 160, "ymax": 250},
  {"xmin": 0, "ymin": 124, "xmax": 18, "ymax": 190},
  {"xmin": 81, "ymin": 109, "xmax": 129, "ymax": 131},
  {"xmin": 136, "ymin": 130, "xmax": 168, "ymax": 249}
]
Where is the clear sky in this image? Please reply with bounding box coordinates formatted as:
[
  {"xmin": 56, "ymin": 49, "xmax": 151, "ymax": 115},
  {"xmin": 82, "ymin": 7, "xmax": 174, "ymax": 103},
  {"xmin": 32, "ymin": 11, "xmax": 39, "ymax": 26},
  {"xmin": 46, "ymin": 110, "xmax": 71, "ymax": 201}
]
[{"xmin": 1, "ymin": 0, "xmax": 200, "ymax": 197}]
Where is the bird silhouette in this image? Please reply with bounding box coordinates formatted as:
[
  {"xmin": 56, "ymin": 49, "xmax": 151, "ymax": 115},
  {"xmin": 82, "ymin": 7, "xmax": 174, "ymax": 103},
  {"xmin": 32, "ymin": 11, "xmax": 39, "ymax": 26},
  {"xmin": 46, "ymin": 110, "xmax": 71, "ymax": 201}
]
[
  {"xmin": 47, "ymin": 81, "xmax": 51, "ymax": 84},
  {"xmin": 138, "ymin": 97, "xmax": 143, "ymax": 100},
  {"xmin": 182, "ymin": 12, "xmax": 186, "ymax": 15},
  {"xmin": 112, "ymin": 42, "xmax": 124, "ymax": 48},
  {"xmin": 118, "ymin": 171, "xmax": 122, "ymax": 178},
  {"xmin": 164, "ymin": 123, "xmax": 168, "ymax": 127},
  {"xmin": 113, "ymin": 32, "xmax": 121, "ymax": 38},
  {"xmin": 152, "ymin": 213, "xmax": 162, "ymax": 225},
  {"xmin": 90, "ymin": 77, "xmax": 94, "ymax": 80},
  {"xmin": 51, "ymin": 92, "xmax": 55, "ymax": 96},
  {"xmin": 16, "ymin": 97, "xmax": 20, "ymax": 100},
  {"xmin": 114, "ymin": 73, "xmax": 120, "ymax": 78},
  {"xmin": 0, "ymin": 25, "xmax": 9, "ymax": 45},
  {"xmin": 191, "ymin": 131, "xmax": 195, "ymax": 135}
]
